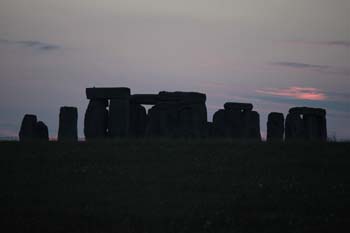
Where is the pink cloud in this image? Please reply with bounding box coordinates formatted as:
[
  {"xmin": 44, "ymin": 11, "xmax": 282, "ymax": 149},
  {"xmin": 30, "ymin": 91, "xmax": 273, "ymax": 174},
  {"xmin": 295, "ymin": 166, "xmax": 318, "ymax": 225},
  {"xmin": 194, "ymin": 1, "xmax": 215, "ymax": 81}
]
[{"xmin": 256, "ymin": 86, "xmax": 327, "ymax": 101}]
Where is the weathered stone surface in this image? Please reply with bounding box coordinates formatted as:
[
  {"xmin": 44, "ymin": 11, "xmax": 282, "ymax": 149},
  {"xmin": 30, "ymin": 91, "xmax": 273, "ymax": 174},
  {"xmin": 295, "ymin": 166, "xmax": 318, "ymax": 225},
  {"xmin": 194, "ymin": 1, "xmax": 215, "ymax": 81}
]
[
  {"xmin": 158, "ymin": 91, "xmax": 206, "ymax": 104},
  {"xmin": 131, "ymin": 94, "xmax": 158, "ymax": 105},
  {"xmin": 35, "ymin": 121, "xmax": 49, "ymax": 141},
  {"xmin": 289, "ymin": 107, "xmax": 326, "ymax": 117},
  {"xmin": 86, "ymin": 87, "xmax": 130, "ymax": 100},
  {"xmin": 84, "ymin": 100, "xmax": 108, "ymax": 139},
  {"xmin": 285, "ymin": 113, "xmax": 304, "ymax": 140},
  {"xmin": 19, "ymin": 114, "xmax": 38, "ymax": 141},
  {"xmin": 129, "ymin": 103, "xmax": 147, "ymax": 137},
  {"xmin": 267, "ymin": 112, "xmax": 284, "ymax": 141},
  {"xmin": 108, "ymin": 99, "xmax": 130, "ymax": 137},
  {"xmin": 224, "ymin": 102, "xmax": 253, "ymax": 111},
  {"xmin": 58, "ymin": 106, "xmax": 78, "ymax": 141}
]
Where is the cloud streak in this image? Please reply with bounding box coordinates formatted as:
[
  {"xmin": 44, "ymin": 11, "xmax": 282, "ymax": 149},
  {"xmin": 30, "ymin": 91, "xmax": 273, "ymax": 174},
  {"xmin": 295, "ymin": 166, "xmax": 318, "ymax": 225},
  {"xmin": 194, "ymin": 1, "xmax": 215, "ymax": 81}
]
[
  {"xmin": 0, "ymin": 38, "xmax": 61, "ymax": 51},
  {"xmin": 271, "ymin": 61, "xmax": 350, "ymax": 77},
  {"xmin": 256, "ymin": 86, "xmax": 327, "ymax": 101},
  {"xmin": 286, "ymin": 40, "xmax": 350, "ymax": 48}
]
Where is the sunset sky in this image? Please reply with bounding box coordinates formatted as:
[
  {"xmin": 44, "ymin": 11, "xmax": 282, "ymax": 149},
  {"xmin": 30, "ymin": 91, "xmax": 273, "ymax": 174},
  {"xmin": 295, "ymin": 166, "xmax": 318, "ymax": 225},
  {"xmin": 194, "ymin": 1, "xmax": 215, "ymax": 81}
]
[{"xmin": 0, "ymin": 0, "xmax": 349, "ymax": 139}]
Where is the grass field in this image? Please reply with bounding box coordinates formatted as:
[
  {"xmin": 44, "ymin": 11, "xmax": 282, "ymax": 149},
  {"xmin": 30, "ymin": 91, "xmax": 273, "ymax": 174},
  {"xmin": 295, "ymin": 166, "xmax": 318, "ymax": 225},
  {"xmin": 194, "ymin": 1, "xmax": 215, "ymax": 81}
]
[{"xmin": 1, "ymin": 140, "xmax": 350, "ymax": 233}]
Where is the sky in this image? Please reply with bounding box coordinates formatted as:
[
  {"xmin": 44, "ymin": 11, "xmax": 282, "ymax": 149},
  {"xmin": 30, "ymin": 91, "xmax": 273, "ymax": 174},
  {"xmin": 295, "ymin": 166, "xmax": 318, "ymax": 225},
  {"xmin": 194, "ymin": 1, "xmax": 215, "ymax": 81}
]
[{"xmin": 0, "ymin": 0, "xmax": 349, "ymax": 140}]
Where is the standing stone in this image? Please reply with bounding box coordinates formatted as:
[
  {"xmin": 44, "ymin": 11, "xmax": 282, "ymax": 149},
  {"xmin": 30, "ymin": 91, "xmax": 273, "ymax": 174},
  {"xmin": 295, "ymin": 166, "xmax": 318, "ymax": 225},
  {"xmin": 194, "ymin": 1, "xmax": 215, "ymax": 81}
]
[
  {"xmin": 212, "ymin": 109, "xmax": 226, "ymax": 137},
  {"xmin": 105, "ymin": 88, "xmax": 131, "ymax": 138},
  {"xmin": 285, "ymin": 113, "xmax": 304, "ymax": 141},
  {"xmin": 145, "ymin": 103, "xmax": 178, "ymax": 137},
  {"xmin": 212, "ymin": 103, "xmax": 261, "ymax": 140},
  {"xmin": 320, "ymin": 116, "xmax": 327, "ymax": 141},
  {"xmin": 129, "ymin": 103, "xmax": 147, "ymax": 137},
  {"xmin": 19, "ymin": 114, "xmax": 38, "ymax": 141},
  {"xmin": 267, "ymin": 112, "xmax": 284, "ymax": 141},
  {"xmin": 242, "ymin": 110, "xmax": 261, "ymax": 140},
  {"xmin": 286, "ymin": 107, "xmax": 327, "ymax": 141},
  {"xmin": 58, "ymin": 107, "xmax": 78, "ymax": 141},
  {"xmin": 84, "ymin": 100, "xmax": 108, "ymax": 140},
  {"xmin": 177, "ymin": 103, "xmax": 207, "ymax": 138},
  {"xmin": 224, "ymin": 109, "xmax": 244, "ymax": 138},
  {"xmin": 304, "ymin": 114, "xmax": 327, "ymax": 141},
  {"xmin": 35, "ymin": 121, "xmax": 49, "ymax": 141},
  {"xmin": 109, "ymin": 99, "xmax": 130, "ymax": 137}
]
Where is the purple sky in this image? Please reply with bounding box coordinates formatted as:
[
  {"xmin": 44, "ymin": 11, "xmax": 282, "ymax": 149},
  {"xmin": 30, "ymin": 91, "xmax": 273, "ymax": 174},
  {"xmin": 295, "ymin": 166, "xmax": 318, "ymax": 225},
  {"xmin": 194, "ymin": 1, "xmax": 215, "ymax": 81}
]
[{"xmin": 0, "ymin": 0, "xmax": 349, "ymax": 139}]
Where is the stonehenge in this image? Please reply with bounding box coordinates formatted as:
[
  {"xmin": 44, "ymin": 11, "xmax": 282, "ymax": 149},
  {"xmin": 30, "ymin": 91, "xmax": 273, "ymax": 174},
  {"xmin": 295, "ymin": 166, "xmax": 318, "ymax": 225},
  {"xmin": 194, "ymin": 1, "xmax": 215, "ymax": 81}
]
[
  {"xmin": 19, "ymin": 114, "xmax": 49, "ymax": 141},
  {"xmin": 212, "ymin": 102, "xmax": 261, "ymax": 140},
  {"xmin": 82, "ymin": 88, "xmax": 328, "ymax": 142},
  {"xmin": 17, "ymin": 87, "xmax": 329, "ymax": 142},
  {"xmin": 58, "ymin": 107, "xmax": 78, "ymax": 141}
]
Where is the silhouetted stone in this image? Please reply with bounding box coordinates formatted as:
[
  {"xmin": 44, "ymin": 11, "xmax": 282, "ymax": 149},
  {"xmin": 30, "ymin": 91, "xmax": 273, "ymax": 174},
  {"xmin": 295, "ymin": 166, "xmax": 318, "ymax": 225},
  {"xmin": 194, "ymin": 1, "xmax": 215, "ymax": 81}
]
[
  {"xmin": 144, "ymin": 91, "xmax": 207, "ymax": 138},
  {"xmin": 267, "ymin": 112, "xmax": 284, "ymax": 141},
  {"xmin": 224, "ymin": 108, "xmax": 245, "ymax": 138},
  {"xmin": 58, "ymin": 106, "xmax": 78, "ymax": 141},
  {"xmin": 242, "ymin": 111, "xmax": 261, "ymax": 140},
  {"xmin": 212, "ymin": 103, "xmax": 260, "ymax": 140},
  {"xmin": 289, "ymin": 107, "xmax": 326, "ymax": 117},
  {"xmin": 129, "ymin": 104, "xmax": 147, "ymax": 137},
  {"xmin": 86, "ymin": 87, "xmax": 130, "ymax": 99},
  {"xmin": 224, "ymin": 102, "xmax": 253, "ymax": 111},
  {"xmin": 35, "ymin": 121, "xmax": 49, "ymax": 141},
  {"xmin": 177, "ymin": 103, "xmax": 207, "ymax": 137},
  {"xmin": 286, "ymin": 107, "xmax": 327, "ymax": 141},
  {"xmin": 19, "ymin": 114, "xmax": 38, "ymax": 141},
  {"xmin": 145, "ymin": 103, "xmax": 178, "ymax": 137},
  {"xmin": 285, "ymin": 113, "xmax": 305, "ymax": 140},
  {"xmin": 303, "ymin": 114, "xmax": 327, "ymax": 141},
  {"xmin": 212, "ymin": 109, "xmax": 230, "ymax": 137},
  {"xmin": 131, "ymin": 94, "xmax": 158, "ymax": 105},
  {"xmin": 19, "ymin": 115, "xmax": 49, "ymax": 141},
  {"xmin": 84, "ymin": 100, "xmax": 108, "ymax": 139},
  {"xmin": 109, "ymin": 99, "xmax": 130, "ymax": 137},
  {"xmin": 158, "ymin": 91, "xmax": 206, "ymax": 104}
]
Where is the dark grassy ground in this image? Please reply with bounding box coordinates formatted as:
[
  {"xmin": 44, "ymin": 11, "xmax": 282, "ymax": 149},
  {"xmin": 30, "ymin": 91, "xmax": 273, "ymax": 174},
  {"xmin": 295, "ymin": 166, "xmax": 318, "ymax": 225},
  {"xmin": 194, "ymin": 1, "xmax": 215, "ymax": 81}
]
[{"xmin": 1, "ymin": 140, "xmax": 350, "ymax": 233}]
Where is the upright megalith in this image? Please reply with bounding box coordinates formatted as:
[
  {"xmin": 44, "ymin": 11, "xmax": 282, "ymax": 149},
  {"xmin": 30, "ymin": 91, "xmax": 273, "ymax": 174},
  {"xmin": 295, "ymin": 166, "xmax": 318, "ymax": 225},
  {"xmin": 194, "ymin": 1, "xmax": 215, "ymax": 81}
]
[
  {"xmin": 35, "ymin": 121, "xmax": 49, "ymax": 141},
  {"xmin": 58, "ymin": 106, "xmax": 78, "ymax": 141},
  {"xmin": 242, "ymin": 110, "xmax": 261, "ymax": 139},
  {"xmin": 19, "ymin": 114, "xmax": 49, "ymax": 141},
  {"xmin": 84, "ymin": 87, "xmax": 131, "ymax": 139},
  {"xmin": 109, "ymin": 98, "xmax": 130, "ymax": 137},
  {"xmin": 145, "ymin": 91, "xmax": 207, "ymax": 138},
  {"xmin": 107, "ymin": 88, "xmax": 131, "ymax": 138},
  {"xmin": 285, "ymin": 107, "xmax": 327, "ymax": 141},
  {"xmin": 267, "ymin": 112, "xmax": 284, "ymax": 141},
  {"xmin": 19, "ymin": 114, "xmax": 38, "ymax": 141},
  {"xmin": 212, "ymin": 102, "xmax": 261, "ymax": 140},
  {"xmin": 129, "ymin": 103, "xmax": 147, "ymax": 137},
  {"xmin": 84, "ymin": 99, "xmax": 108, "ymax": 139}
]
